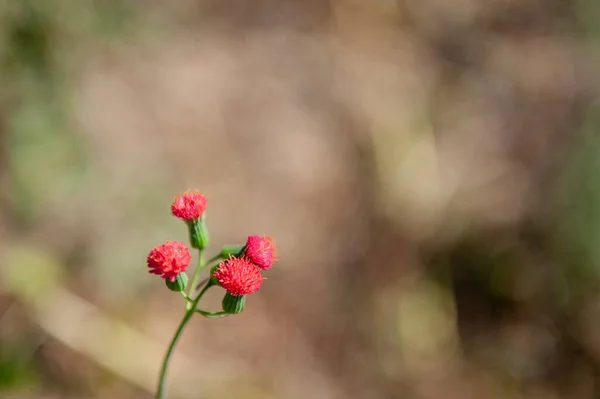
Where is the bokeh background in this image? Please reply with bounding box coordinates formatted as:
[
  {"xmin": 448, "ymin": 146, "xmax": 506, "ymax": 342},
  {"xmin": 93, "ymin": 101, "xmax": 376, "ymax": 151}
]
[{"xmin": 1, "ymin": 1, "xmax": 600, "ymax": 398}]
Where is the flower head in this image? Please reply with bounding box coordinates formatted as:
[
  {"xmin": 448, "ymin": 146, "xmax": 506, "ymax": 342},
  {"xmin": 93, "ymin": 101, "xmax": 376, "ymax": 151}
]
[
  {"xmin": 171, "ymin": 190, "xmax": 207, "ymax": 221},
  {"xmin": 213, "ymin": 257, "xmax": 264, "ymax": 296},
  {"xmin": 245, "ymin": 235, "xmax": 277, "ymax": 270},
  {"xmin": 147, "ymin": 241, "xmax": 191, "ymax": 281}
]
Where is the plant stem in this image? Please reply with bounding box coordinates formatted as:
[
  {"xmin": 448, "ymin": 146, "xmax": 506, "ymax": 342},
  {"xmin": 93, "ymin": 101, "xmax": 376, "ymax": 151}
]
[
  {"xmin": 196, "ymin": 309, "xmax": 229, "ymax": 318},
  {"xmin": 158, "ymin": 251, "xmax": 206, "ymax": 399},
  {"xmin": 179, "ymin": 291, "xmax": 193, "ymax": 302},
  {"xmin": 156, "ymin": 305, "xmax": 195, "ymax": 399},
  {"xmin": 189, "ymin": 253, "xmax": 224, "ymax": 295},
  {"xmin": 186, "ymin": 252, "xmax": 205, "ymax": 304},
  {"xmin": 204, "ymin": 253, "xmax": 223, "ymax": 267}
]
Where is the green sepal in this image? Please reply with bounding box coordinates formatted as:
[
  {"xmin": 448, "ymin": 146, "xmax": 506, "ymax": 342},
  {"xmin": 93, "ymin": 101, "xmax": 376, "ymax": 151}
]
[
  {"xmin": 187, "ymin": 216, "xmax": 210, "ymax": 250},
  {"xmin": 222, "ymin": 292, "xmax": 246, "ymax": 314},
  {"xmin": 165, "ymin": 272, "xmax": 188, "ymax": 292},
  {"xmin": 220, "ymin": 245, "xmax": 246, "ymax": 258}
]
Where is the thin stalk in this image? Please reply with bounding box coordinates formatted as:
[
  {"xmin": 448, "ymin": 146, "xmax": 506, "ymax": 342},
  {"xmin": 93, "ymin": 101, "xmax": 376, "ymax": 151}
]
[
  {"xmin": 204, "ymin": 253, "xmax": 223, "ymax": 266},
  {"xmin": 179, "ymin": 291, "xmax": 193, "ymax": 302},
  {"xmin": 186, "ymin": 253, "xmax": 204, "ymax": 307},
  {"xmin": 191, "ymin": 253, "xmax": 224, "ymax": 293},
  {"xmin": 196, "ymin": 309, "xmax": 229, "ymax": 318},
  {"xmin": 157, "ymin": 251, "xmax": 205, "ymax": 399},
  {"xmin": 156, "ymin": 305, "xmax": 195, "ymax": 399}
]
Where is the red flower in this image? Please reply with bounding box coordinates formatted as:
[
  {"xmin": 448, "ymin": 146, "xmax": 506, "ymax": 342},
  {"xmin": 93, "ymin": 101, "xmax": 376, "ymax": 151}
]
[
  {"xmin": 171, "ymin": 190, "xmax": 207, "ymax": 221},
  {"xmin": 245, "ymin": 235, "xmax": 277, "ymax": 270},
  {"xmin": 213, "ymin": 257, "xmax": 264, "ymax": 296},
  {"xmin": 147, "ymin": 241, "xmax": 191, "ymax": 281}
]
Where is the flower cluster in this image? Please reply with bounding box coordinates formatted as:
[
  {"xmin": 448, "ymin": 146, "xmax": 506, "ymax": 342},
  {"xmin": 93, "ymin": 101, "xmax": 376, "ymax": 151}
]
[
  {"xmin": 146, "ymin": 190, "xmax": 277, "ymax": 302},
  {"xmin": 146, "ymin": 190, "xmax": 279, "ymax": 398}
]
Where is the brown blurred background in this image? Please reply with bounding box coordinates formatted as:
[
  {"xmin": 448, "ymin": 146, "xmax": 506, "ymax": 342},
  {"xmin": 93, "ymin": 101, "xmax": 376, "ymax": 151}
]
[{"xmin": 1, "ymin": 0, "xmax": 600, "ymax": 398}]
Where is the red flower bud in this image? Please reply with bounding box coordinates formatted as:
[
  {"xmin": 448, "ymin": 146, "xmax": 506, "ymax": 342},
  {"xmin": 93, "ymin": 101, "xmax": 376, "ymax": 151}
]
[
  {"xmin": 245, "ymin": 235, "xmax": 277, "ymax": 270},
  {"xmin": 171, "ymin": 190, "xmax": 207, "ymax": 221},
  {"xmin": 213, "ymin": 257, "xmax": 264, "ymax": 296},
  {"xmin": 147, "ymin": 241, "xmax": 191, "ymax": 282}
]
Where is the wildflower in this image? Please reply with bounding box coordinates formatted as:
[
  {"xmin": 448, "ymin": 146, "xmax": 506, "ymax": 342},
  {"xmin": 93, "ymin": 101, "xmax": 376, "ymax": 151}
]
[
  {"xmin": 171, "ymin": 190, "xmax": 207, "ymax": 221},
  {"xmin": 245, "ymin": 235, "xmax": 277, "ymax": 270},
  {"xmin": 147, "ymin": 241, "xmax": 191, "ymax": 282},
  {"xmin": 213, "ymin": 257, "xmax": 263, "ymax": 296}
]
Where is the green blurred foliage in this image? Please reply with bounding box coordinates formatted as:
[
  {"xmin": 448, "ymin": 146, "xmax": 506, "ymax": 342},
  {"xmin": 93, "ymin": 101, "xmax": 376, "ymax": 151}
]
[
  {"xmin": 556, "ymin": 104, "xmax": 600, "ymax": 301},
  {"xmin": 0, "ymin": 1, "xmax": 134, "ymax": 393}
]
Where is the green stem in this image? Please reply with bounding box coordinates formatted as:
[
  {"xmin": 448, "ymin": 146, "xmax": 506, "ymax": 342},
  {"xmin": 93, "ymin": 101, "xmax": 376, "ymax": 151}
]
[
  {"xmin": 158, "ymin": 251, "xmax": 208, "ymax": 399},
  {"xmin": 186, "ymin": 252, "xmax": 205, "ymax": 303},
  {"xmin": 194, "ymin": 278, "xmax": 214, "ymax": 300},
  {"xmin": 157, "ymin": 284, "xmax": 207, "ymax": 398},
  {"xmin": 194, "ymin": 277, "xmax": 209, "ymax": 292},
  {"xmin": 193, "ymin": 282, "xmax": 227, "ymax": 318},
  {"xmin": 196, "ymin": 309, "xmax": 229, "ymax": 318},
  {"xmin": 156, "ymin": 306, "xmax": 194, "ymax": 399},
  {"xmin": 179, "ymin": 292, "xmax": 193, "ymax": 302},
  {"xmin": 190, "ymin": 253, "xmax": 224, "ymax": 294},
  {"xmin": 204, "ymin": 253, "xmax": 223, "ymax": 268}
]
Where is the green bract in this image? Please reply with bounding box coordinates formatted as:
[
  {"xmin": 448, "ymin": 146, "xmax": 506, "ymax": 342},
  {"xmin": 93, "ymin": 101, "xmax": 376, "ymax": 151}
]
[
  {"xmin": 222, "ymin": 292, "xmax": 246, "ymax": 314},
  {"xmin": 165, "ymin": 272, "xmax": 188, "ymax": 292}
]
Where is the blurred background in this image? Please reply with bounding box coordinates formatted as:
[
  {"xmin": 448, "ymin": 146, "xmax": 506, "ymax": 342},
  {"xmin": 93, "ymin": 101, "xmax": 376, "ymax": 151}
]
[{"xmin": 1, "ymin": 0, "xmax": 600, "ymax": 398}]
